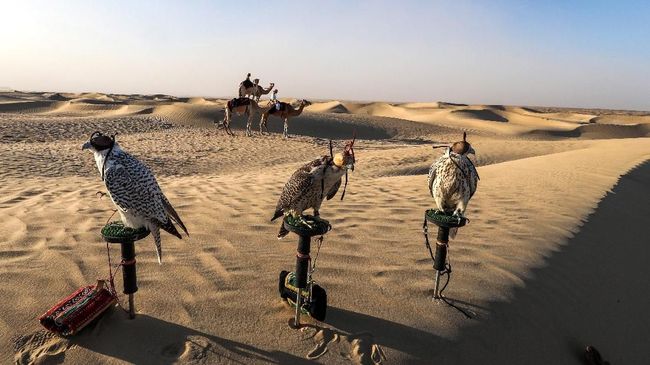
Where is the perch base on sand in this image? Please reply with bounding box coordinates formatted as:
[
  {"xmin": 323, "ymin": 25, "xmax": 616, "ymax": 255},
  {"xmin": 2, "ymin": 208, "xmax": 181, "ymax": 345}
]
[
  {"xmin": 280, "ymin": 215, "xmax": 331, "ymax": 328},
  {"xmin": 278, "ymin": 271, "xmax": 327, "ymax": 321}
]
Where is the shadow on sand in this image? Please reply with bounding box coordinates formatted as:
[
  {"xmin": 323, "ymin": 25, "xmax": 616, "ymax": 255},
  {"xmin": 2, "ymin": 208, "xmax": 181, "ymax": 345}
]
[
  {"xmin": 326, "ymin": 307, "xmax": 450, "ymax": 362},
  {"xmin": 442, "ymin": 159, "xmax": 650, "ymax": 364},
  {"xmin": 69, "ymin": 310, "xmax": 312, "ymax": 365},
  {"xmin": 314, "ymin": 159, "xmax": 650, "ymax": 364}
]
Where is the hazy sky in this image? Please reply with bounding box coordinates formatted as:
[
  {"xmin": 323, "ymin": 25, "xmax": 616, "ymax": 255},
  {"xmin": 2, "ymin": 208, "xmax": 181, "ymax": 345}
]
[{"xmin": 2, "ymin": 0, "xmax": 649, "ymax": 110}]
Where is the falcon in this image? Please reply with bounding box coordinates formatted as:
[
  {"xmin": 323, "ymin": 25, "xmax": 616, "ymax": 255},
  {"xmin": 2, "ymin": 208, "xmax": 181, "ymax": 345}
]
[
  {"xmin": 428, "ymin": 132, "xmax": 479, "ymax": 219},
  {"xmin": 82, "ymin": 131, "xmax": 188, "ymax": 263},
  {"xmin": 271, "ymin": 136, "xmax": 356, "ymax": 238}
]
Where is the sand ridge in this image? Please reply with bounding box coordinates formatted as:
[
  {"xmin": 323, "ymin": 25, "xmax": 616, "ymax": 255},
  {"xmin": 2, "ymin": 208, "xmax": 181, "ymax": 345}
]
[{"xmin": 1, "ymin": 90, "xmax": 649, "ymax": 364}]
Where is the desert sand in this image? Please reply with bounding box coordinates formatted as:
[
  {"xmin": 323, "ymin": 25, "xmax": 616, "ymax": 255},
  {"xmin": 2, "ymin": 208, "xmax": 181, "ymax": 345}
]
[{"xmin": 1, "ymin": 91, "xmax": 649, "ymax": 364}]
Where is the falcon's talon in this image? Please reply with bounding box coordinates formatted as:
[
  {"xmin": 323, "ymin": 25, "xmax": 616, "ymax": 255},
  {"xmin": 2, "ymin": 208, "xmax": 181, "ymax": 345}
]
[{"xmin": 298, "ymin": 216, "xmax": 314, "ymax": 230}]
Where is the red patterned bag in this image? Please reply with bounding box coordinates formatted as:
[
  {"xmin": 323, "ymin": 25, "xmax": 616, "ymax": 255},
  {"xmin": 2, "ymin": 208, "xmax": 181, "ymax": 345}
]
[{"xmin": 39, "ymin": 280, "xmax": 117, "ymax": 335}]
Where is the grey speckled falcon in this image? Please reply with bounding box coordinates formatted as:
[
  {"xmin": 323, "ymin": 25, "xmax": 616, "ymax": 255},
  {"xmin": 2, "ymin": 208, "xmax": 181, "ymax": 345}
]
[
  {"xmin": 82, "ymin": 131, "xmax": 188, "ymax": 263},
  {"xmin": 271, "ymin": 136, "xmax": 356, "ymax": 238},
  {"xmin": 428, "ymin": 132, "xmax": 479, "ymax": 219}
]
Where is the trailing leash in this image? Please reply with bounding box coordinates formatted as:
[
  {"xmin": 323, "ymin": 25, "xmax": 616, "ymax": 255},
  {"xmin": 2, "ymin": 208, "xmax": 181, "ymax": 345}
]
[
  {"xmin": 311, "ymin": 235, "xmax": 325, "ymax": 275},
  {"xmin": 437, "ymin": 259, "xmax": 473, "ymax": 319},
  {"xmin": 104, "ymin": 241, "xmax": 130, "ymax": 314},
  {"xmin": 422, "ymin": 214, "xmax": 473, "ymax": 319}
]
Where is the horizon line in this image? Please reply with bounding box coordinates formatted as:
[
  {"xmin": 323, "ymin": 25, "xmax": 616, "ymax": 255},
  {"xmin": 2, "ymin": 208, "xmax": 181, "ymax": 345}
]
[{"xmin": 3, "ymin": 88, "xmax": 650, "ymax": 114}]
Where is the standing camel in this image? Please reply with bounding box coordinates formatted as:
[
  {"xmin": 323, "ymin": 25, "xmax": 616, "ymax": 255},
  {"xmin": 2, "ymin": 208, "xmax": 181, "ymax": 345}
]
[
  {"xmin": 217, "ymin": 97, "xmax": 274, "ymax": 136},
  {"xmin": 259, "ymin": 99, "xmax": 311, "ymax": 138},
  {"xmin": 252, "ymin": 80, "xmax": 275, "ymax": 101}
]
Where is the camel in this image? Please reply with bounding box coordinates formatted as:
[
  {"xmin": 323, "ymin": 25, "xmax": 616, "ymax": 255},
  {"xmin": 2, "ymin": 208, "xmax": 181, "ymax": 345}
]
[
  {"xmin": 216, "ymin": 97, "xmax": 274, "ymax": 136},
  {"xmin": 238, "ymin": 73, "xmax": 255, "ymax": 98},
  {"xmin": 252, "ymin": 81, "xmax": 275, "ymax": 101},
  {"xmin": 238, "ymin": 74, "xmax": 274, "ymax": 100},
  {"xmin": 259, "ymin": 99, "xmax": 311, "ymax": 138}
]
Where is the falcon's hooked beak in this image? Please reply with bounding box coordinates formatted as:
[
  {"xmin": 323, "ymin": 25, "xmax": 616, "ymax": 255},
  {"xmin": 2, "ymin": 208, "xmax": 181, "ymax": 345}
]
[
  {"xmin": 468, "ymin": 146, "xmax": 476, "ymax": 155},
  {"xmin": 82, "ymin": 141, "xmax": 92, "ymax": 150}
]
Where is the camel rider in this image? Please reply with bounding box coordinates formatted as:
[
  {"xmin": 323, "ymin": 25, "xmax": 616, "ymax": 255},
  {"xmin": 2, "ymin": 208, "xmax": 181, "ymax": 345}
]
[
  {"xmin": 241, "ymin": 73, "xmax": 254, "ymax": 90},
  {"xmin": 270, "ymin": 89, "xmax": 280, "ymax": 110}
]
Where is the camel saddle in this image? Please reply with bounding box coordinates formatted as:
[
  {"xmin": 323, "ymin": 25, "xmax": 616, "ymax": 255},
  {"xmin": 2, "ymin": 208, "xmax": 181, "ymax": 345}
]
[
  {"xmin": 269, "ymin": 102, "xmax": 289, "ymax": 114},
  {"xmin": 240, "ymin": 79, "xmax": 254, "ymax": 89},
  {"xmin": 228, "ymin": 97, "xmax": 251, "ymax": 110}
]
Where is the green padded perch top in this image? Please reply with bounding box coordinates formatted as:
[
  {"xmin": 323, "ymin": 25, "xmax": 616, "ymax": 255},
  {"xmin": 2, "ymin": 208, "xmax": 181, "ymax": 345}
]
[
  {"xmin": 425, "ymin": 209, "xmax": 467, "ymax": 228},
  {"xmin": 101, "ymin": 221, "xmax": 150, "ymax": 243},
  {"xmin": 283, "ymin": 215, "xmax": 331, "ymax": 237}
]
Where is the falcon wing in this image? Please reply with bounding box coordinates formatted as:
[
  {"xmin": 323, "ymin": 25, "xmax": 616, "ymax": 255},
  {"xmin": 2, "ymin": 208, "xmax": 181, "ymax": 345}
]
[
  {"xmin": 104, "ymin": 162, "xmax": 167, "ymax": 224},
  {"xmin": 427, "ymin": 159, "xmax": 439, "ymax": 197},
  {"xmin": 161, "ymin": 194, "xmax": 189, "ymax": 236},
  {"xmin": 468, "ymin": 159, "xmax": 479, "ymax": 199},
  {"xmin": 326, "ymin": 179, "xmax": 342, "ymax": 200}
]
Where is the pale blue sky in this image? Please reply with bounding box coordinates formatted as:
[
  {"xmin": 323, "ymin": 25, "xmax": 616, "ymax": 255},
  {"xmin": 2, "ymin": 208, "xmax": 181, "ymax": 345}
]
[{"xmin": 2, "ymin": 0, "xmax": 649, "ymax": 110}]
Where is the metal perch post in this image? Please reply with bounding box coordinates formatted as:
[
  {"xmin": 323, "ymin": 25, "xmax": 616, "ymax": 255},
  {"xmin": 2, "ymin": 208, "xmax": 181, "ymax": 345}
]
[
  {"xmin": 101, "ymin": 222, "xmax": 150, "ymax": 319},
  {"xmin": 424, "ymin": 209, "xmax": 467, "ymax": 299},
  {"xmin": 294, "ymin": 235, "xmax": 311, "ymax": 327}
]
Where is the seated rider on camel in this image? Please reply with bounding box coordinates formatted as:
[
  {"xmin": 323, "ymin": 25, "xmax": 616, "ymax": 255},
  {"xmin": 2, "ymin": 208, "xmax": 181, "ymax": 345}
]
[{"xmin": 270, "ymin": 89, "xmax": 281, "ymax": 111}]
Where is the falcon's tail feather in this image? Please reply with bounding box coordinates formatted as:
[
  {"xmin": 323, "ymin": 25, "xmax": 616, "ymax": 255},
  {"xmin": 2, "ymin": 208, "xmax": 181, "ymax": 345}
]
[
  {"xmin": 151, "ymin": 226, "xmax": 163, "ymax": 265},
  {"xmin": 162, "ymin": 198, "xmax": 189, "ymax": 236},
  {"xmin": 157, "ymin": 218, "xmax": 182, "ymax": 240},
  {"xmin": 277, "ymin": 223, "xmax": 289, "ymax": 239},
  {"xmin": 271, "ymin": 209, "xmax": 284, "ymax": 222},
  {"xmin": 449, "ymin": 227, "xmax": 459, "ymax": 240}
]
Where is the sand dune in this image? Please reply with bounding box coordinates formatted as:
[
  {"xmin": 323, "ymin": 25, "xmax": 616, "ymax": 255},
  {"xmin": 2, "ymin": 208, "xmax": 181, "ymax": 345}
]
[
  {"xmin": 144, "ymin": 103, "xmax": 220, "ymax": 127},
  {"xmin": 591, "ymin": 114, "xmax": 650, "ymax": 125},
  {"xmin": 0, "ymin": 100, "xmax": 70, "ymax": 114},
  {"xmin": 302, "ymin": 101, "xmax": 590, "ymax": 136},
  {"xmin": 450, "ymin": 109, "xmax": 509, "ymax": 123},
  {"xmin": 306, "ymin": 101, "xmax": 350, "ymax": 114},
  {"xmin": 1, "ymin": 91, "xmax": 649, "ymax": 364},
  {"xmin": 529, "ymin": 123, "xmax": 650, "ymax": 139},
  {"xmin": 180, "ymin": 97, "xmax": 215, "ymax": 105},
  {"xmin": 45, "ymin": 93, "xmax": 70, "ymax": 101},
  {"xmin": 399, "ymin": 102, "xmax": 442, "ymax": 109},
  {"xmin": 3, "ymin": 91, "xmax": 647, "ymax": 139}
]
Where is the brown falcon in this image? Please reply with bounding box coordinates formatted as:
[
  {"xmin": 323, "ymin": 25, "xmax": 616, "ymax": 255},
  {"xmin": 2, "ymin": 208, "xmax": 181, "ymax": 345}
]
[
  {"xmin": 427, "ymin": 132, "xmax": 479, "ymax": 219},
  {"xmin": 271, "ymin": 137, "xmax": 356, "ymax": 238}
]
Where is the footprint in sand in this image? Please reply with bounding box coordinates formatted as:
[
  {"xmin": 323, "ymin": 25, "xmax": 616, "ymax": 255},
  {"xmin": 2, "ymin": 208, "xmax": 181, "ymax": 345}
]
[
  {"xmin": 160, "ymin": 342, "xmax": 184, "ymax": 359},
  {"xmin": 162, "ymin": 336, "xmax": 211, "ymax": 362},
  {"xmin": 304, "ymin": 328, "xmax": 339, "ymax": 360},
  {"xmin": 12, "ymin": 330, "xmax": 72, "ymax": 365},
  {"xmin": 302, "ymin": 327, "xmax": 385, "ymax": 365},
  {"xmin": 344, "ymin": 334, "xmax": 386, "ymax": 365}
]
